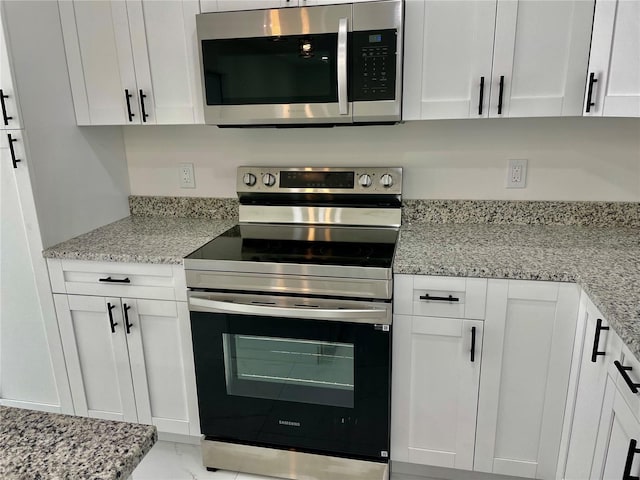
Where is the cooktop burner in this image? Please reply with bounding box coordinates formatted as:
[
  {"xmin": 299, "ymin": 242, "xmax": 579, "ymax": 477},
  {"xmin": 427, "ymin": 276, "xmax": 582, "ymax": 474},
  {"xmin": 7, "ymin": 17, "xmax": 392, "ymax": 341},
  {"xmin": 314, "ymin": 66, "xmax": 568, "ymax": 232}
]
[{"xmin": 186, "ymin": 224, "xmax": 398, "ymax": 268}]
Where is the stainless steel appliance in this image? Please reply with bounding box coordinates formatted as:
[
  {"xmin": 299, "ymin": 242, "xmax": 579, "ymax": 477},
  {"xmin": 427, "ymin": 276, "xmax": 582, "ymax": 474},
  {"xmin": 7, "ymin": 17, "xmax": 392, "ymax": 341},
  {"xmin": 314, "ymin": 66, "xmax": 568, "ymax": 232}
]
[
  {"xmin": 195, "ymin": 1, "xmax": 403, "ymax": 126},
  {"xmin": 185, "ymin": 166, "xmax": 402, "ymax": 480}
]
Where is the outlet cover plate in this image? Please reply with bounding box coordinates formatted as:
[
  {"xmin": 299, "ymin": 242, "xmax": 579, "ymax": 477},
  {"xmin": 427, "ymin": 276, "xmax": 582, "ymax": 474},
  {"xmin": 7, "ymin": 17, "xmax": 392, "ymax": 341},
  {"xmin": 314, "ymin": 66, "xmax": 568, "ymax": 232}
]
[
  {"xmin": 180, "ymin": 163, "xmax": 195, "ymax": 189},
  {"xmin": 506, "ymin": 159, "xmax": 527, "ymax": 189}
]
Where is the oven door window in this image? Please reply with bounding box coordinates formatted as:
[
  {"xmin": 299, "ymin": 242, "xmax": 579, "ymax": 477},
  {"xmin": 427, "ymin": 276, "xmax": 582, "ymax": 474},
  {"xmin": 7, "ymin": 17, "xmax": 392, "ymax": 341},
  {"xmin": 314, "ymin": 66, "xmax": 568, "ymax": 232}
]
[
  {"xmin": 201, "ymin": 34, "xmax": 338, "ymax": 105},
  {"xmin": 223, "ymin": 334, "xmax": 354, "ymax": 408}
]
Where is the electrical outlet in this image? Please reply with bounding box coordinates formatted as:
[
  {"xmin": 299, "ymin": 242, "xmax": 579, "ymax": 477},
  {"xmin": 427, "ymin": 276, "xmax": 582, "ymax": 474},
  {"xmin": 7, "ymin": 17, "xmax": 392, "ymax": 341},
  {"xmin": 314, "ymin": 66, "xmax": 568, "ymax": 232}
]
[
  {"xmin": 506, "ymin": 159, "xmax": 527, "ymax": 188},
  {"xmin": 179, "ymin": 163, "xmax": 195, "ymax": 189}
]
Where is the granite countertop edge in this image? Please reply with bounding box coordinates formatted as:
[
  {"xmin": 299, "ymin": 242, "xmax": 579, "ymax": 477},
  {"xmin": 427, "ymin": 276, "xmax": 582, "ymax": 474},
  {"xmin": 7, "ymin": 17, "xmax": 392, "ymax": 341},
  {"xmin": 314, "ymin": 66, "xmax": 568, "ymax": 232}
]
[
  {"xmin": 43, "ymin": 216, "xmax": 640, "ymax": 361},
  {"xmin": 0, "ymin": 406, "xmax": 157, "ymax": 480}
]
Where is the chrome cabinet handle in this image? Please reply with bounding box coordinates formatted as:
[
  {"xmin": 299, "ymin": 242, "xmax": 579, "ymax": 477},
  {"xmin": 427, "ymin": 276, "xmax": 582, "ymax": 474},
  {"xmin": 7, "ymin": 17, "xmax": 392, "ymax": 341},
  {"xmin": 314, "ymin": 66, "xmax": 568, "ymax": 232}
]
[
  {"xmin": 337, "ymin": 17, "xmax": 348, "ymax": 115},
  {"xmin": 189, "ymin": 296, "xmax": 388, "ymax": 323}
]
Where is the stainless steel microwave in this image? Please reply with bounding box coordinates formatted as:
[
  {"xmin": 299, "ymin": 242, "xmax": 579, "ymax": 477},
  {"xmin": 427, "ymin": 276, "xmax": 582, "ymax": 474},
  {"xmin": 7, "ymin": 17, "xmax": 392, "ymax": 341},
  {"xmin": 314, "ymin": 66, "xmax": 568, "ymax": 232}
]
[{"xmin": 196, "ymin": 0, "xmax": 403, "ymax": 126}]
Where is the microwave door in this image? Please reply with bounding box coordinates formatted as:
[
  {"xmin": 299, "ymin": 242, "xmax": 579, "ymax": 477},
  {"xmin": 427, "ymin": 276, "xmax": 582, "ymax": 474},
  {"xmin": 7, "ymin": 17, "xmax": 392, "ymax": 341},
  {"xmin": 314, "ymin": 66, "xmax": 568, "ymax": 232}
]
[{"xmin": 197, "ymin": 5, "xmax": 353, "ymax": 126}]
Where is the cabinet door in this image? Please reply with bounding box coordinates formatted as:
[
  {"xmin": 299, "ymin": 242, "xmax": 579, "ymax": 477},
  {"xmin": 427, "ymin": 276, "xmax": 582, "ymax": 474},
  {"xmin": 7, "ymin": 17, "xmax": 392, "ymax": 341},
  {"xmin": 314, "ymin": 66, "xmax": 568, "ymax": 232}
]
[
  {"xmin": 127, "ymin": 0, "xmax": 203, "ymax": 125},
  {"xmin": 1, "ymin": 132, "xmax": 59, "ymax": 410},
  {"xmin": 402, "ymin": 0, "xmax": 496, "ymax": 120},
  {"xmin": 58, "ymin": 0, "xmax": 140, "ymax": 125},
  {"xmin": 562, "ymin": 297, "xmax": 622, "ymax": 480},
  {"xmin": 54, "ymin": 295, "xmax": 138, "ymax": 422},
  {"xmin": 303, "ymin": 0, "xmax": 372, "ymax": 5},
  {"xmin": 592, "ymin": 377, "xmax": 640, "ymax": 479},
  {"xmin": 491, "ymin": 0, "xmax": 594, "ymax": 117},
  {"xmin": 205, "ymin": 0, "xmax": 295, "ymax": 12},
  {"xmin": 584, "ymin": 0, "xmax": 640, "ymax": 117},
  {"xmin": 391, "ymin": 314, "xmax": 483, "ymax": 471},
  {"xmin": 475, "ymin": 280, "xmax": 579, "ymax": 479},
  {"xmin": 124, "ymin": 299, "xmax": 199, "ymax": 435},
  {"xmin": 0, "ymin": 6, "xmax": 22, "ymax": 129}
]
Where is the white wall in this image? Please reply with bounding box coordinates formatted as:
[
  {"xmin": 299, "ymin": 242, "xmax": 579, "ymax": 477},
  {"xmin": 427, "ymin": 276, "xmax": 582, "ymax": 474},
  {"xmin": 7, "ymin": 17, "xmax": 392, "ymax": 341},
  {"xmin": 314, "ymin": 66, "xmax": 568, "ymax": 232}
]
[{"xmin": 125, "ymin": 117, "xmax": 640, "ymax": 201}]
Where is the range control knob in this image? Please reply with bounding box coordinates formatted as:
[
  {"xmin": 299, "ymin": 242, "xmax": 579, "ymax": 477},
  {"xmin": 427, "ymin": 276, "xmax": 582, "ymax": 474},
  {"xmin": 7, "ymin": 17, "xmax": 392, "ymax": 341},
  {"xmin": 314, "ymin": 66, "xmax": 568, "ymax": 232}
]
[
  {"xmin": 243, "ymin": 173, "xmax": 257, "ymax": 186},
  {"xmin": 380, "ymin": 174, "xmax": 394, "ymax": 188},
  {"xmin": 262, "ymin": 173, "xmax": 276, "ymax": 187},
  {"xmin": 358, "ymin": 174, "xmax": 372, "ymax": 188}
]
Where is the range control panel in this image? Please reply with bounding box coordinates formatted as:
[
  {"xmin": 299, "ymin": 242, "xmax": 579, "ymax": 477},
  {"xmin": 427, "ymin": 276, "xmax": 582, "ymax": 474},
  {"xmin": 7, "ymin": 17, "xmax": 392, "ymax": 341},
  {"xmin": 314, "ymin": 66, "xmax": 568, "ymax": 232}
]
[
  {"xmin": 351, "ymin": 29, "xmax": 397, "ymax": 102},
  {"xmin": 237, "ymin": 167, "xmax": 402, "ymax": 195}
]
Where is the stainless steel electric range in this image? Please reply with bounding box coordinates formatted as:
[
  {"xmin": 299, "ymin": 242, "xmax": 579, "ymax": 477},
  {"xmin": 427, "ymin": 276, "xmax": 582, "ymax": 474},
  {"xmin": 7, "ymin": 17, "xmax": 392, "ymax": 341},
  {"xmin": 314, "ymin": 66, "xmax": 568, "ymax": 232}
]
[{"xmin": 184, "ymin": 166, "xmax": 402, "ymax": 480}]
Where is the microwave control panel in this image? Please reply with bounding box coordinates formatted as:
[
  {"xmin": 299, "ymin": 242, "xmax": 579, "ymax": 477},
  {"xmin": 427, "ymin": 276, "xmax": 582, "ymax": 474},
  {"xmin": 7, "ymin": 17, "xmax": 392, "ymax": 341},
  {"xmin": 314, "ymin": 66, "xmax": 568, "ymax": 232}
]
[{"xmin": 351, "ymin": 29, "xmax": 397, "ymax": 102}]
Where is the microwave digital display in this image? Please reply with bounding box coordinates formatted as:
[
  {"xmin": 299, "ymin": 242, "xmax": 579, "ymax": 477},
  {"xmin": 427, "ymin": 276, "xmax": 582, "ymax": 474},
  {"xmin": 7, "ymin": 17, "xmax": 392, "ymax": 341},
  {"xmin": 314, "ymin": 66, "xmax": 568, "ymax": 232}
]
[
  {"xmin": 369, "ymin": 34, "xmax": 382, "ymax": 43},
  {"xmin": 280, "ymin": 171, "xmax": 354, "ymax": 189}
]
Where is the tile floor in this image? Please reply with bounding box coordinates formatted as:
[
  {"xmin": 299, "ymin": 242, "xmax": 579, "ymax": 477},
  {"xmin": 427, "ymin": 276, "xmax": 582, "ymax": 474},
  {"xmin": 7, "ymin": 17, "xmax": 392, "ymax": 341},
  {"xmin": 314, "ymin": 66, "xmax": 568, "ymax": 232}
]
[
  {"xmin": 131, "ymin": 441, "xmax": 413, "ymax": 480},
  {"xmin": 131, "ymin": 440, "xmax": 273, "ymax": 480}
]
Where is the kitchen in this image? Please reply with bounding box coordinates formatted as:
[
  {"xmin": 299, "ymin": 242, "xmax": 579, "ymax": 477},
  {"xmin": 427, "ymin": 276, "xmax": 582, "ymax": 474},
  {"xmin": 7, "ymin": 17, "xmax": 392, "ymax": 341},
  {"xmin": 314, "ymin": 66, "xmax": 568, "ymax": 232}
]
[{"xmin": 1, "ymin": 0, "xmax": 639, "ymax": 480}]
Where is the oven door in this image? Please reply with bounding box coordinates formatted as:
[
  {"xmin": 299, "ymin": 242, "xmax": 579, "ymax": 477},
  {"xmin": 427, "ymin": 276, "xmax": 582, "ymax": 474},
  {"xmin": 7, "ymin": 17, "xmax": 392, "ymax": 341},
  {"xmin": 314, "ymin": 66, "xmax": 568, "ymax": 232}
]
[
  {"xmin": 189, "ymin": 291, "xmax": 391, "ymax": 462},
  {"xmin": 196, "ymin": 5, "xmax": 352, "ymax": 125}
]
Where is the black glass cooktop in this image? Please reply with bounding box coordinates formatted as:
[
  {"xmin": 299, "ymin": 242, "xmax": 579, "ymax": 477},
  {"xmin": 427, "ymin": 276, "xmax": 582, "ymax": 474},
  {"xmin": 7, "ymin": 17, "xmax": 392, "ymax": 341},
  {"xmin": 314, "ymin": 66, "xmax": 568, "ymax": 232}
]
[{"xmin": 186, "ymin": 224, "xmax": 398, "ymax": 268}]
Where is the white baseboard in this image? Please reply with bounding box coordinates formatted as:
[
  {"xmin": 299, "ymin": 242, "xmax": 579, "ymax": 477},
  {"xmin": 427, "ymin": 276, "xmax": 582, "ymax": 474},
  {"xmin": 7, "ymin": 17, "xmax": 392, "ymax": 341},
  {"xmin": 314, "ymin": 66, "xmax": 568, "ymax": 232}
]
[
  {"xmin": 158, "ymin": 431, "xmax": 202, "ymax": 445},
  {"xmin": 0, "ymin": 399, "xmax": 62, "ymax": 414},
  {"xmin": 391, "ymin": 461, "xmax": 529, "ymax": 480}
]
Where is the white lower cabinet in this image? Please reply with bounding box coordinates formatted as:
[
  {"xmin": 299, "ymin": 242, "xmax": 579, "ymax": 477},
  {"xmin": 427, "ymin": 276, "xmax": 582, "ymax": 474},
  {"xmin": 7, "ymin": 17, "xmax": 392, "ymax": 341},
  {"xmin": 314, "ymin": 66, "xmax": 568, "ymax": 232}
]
[
  {"xmin": 475, "ymin": 280, "xmax": 579, "ymax": 479},
  {"xmin": 392, "ymin": 276, "xmax": 580, "ymax": 480},
  {"xmin": 592, "ymin": 377, "xmax": 640, "ymax": 479},
  {"xmin": 49, "ymin": 259, "xmax": 199, "ymax": 436},
  {"xmin": 558, "ymin": 293, "xmax": 623, "ymax": 480},
  {"xmin": 55, "ymin": 294, "xmax": 198, "ymax": 435},
  {"xmin": 391, "ymin": 314, "xmax": 482, "ymax": 470}
]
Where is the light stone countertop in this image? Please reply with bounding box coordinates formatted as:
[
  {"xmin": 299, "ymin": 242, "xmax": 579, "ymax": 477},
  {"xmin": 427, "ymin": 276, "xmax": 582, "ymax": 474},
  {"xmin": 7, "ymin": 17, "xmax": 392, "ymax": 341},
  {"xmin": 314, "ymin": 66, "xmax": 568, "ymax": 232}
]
[
  {"xmin": 43, "ymin": 216, "xmax": 640, "ymax": 360},
  {"xmin": 0, "ymin": 406, "xmax": 157, "ymax": 480},
  {"xmin": 43, "ymin": 216, "xmax": 236, "ymax": 264},
  {"xmin": 394, "ymin": 222, "xmax": 640, "ymax": 359}
]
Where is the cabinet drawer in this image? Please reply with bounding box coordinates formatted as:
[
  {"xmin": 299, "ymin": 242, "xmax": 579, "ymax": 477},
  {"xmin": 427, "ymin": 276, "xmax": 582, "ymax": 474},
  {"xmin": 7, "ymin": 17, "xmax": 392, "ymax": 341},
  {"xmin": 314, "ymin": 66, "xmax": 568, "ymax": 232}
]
[
  {"xmin": 47, "ymin": 259, "xmax": 187, "ymax": 301},
  {"xmin": 614, "ymin": 343, "xmax": 640, "ymax": 424},
  {"xmin": 394, "ymin": 275, "xmax": 487, "ymax": 320}
]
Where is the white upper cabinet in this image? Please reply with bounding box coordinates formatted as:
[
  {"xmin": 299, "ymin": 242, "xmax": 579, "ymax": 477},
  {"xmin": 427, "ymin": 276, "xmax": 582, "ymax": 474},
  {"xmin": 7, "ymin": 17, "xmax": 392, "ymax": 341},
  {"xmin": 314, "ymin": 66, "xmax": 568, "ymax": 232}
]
[
  {"xmin": 59, "ymin": 0, "xmax": 203, "ymax": 125},
  {"xmin": 584, "ymin": 0, "xmax": 640, "ymax": 117},
  {"xmin": 403, "ymin": 0, "xmax": 496, "ymax": 120},
  {"xmin": 201, "ymin": 0, "xmax": 291, "ymax": 12},
  {"xmin": 403, "ymin": 0, "xmax": 595, "ymax": 120},
  {"xmin": 201, "ymin": 0, "xmax": 372, "ymax": 12},
  {"xmin": 0, "ymin": 7, "xmax": 22, "ymax": 129}
]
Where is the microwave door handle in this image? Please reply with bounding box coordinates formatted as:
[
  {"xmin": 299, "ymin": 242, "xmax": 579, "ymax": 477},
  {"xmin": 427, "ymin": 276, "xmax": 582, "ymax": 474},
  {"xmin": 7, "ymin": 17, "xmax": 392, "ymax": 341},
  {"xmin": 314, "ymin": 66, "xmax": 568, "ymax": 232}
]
[
  {"xmin": 189, "ymin": 296, "xmax": 387, "ymax": 323},
  {"xmin": 337, "ymin": 17, "xmax": 348, "ymax": 115}
]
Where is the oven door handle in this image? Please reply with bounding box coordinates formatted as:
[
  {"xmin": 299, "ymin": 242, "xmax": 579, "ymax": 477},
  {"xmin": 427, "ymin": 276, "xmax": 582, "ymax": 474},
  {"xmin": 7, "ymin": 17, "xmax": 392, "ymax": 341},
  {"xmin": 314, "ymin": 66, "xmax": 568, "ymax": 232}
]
[{"xmin": 189, "ymin": 296, "xmax": 389, "ymax": 324}]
